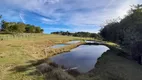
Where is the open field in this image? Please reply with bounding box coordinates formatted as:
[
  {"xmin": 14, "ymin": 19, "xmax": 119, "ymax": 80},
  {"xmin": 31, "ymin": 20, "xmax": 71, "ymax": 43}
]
[
  {"xmin": 1, "ymin": 34, "xmax": 141, "ymax": 80},
  {"xmin": 0, "ymin": 33, "xmax": 92, "ymax": 80}
]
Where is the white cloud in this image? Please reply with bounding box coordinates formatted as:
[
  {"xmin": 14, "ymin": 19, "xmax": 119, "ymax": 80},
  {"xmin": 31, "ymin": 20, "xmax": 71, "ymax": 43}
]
[
  {"xmin": 41, "ymin": 17, "xmax": 58, "ymax": 24},
  {"xmin": 0, "ymin": 8, "xmax": 21, "ymax": 22},
  {"xmin": 1, "ymin": 0, "xmax": 142, "ymax": 32},
  {"xmin": 19, "ymin": 12, "xmax": 26, "ymax": 23}
]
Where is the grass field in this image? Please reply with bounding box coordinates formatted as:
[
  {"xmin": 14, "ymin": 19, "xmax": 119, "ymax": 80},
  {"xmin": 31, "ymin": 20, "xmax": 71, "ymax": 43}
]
[
  {"xmin": 0, "ymin": 33, "xmax": 92, "ymax": 80},
  {"xmin": 2, "ymin": 34, "xmax": 140, "ymax": 80}
]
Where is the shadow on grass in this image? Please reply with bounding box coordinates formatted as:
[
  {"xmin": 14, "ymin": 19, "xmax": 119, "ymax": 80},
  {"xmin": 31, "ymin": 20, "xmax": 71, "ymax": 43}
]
[
  {"xmin": 9, "ymin": 57, "xmax": 80, "ymax": 80},
  {"xmin": 9, "ymin": 58, "xmax": 48, "ymax": 76}
]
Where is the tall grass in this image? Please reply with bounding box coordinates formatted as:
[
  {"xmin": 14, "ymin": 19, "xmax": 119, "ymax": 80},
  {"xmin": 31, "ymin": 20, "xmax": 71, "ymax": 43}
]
[{"xmin": 0, "ymin": 33, "xmax": 92, "ymax": 80}]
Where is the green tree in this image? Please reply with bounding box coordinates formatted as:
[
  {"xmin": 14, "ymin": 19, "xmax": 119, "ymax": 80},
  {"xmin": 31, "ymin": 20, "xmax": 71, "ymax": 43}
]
[
  {"xmin": 40, "ymin": 29, "xmax": 44, "ymax": 33},
  {"xmin": 11, "ymin": 23, "xmax": 26, "ymax": 33},
  {"xmin": 25, "ymin": 26, "xmax": 36, "ymax": 33},
  {"xmin": 0, "ymin": 15, "xmax": 2, "ymax": 31},
  {"xmin": 100, "ymin": 4, "xmax": 142, "ymax": 64},
  {"xmin": 0, "ymin": 15, "xmax": 2, "ymax": 19},
  {"xmin": 35, "ymin": 27, "xmax": 42, "ymax": 33},
  {"xmin": 1, "ymin": 21, "xmax": 10, "ymax": 32}
]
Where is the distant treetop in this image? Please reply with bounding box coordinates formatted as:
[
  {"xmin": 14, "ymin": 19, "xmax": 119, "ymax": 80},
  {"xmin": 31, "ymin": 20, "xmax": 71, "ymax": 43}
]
[{"xmin": 0, "ymin": 18, "xmax": 44, "ymax": 33}]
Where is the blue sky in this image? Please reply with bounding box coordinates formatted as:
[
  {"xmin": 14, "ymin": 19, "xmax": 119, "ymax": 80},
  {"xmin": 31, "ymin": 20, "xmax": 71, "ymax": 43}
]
[{"xmin": 0, "ymin": 0, "xmax": 142, "ymax": 33}]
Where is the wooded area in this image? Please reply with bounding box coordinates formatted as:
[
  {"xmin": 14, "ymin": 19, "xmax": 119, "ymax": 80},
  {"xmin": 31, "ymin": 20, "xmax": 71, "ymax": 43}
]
[
  {"xmin": 100, "ymin": 4, "xmax": 142, "ymax": 64},
  {"xmin": 0, "ymin": 17, "xmax": 43, "ymax": 33},
  {"xmin": 51, "ymin": 31, "xmax": 101, "ymax": 39}
]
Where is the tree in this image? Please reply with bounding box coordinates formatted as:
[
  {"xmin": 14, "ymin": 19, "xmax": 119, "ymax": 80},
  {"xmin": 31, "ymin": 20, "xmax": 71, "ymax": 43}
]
[
  {"xmin": 0, "ymin": 15, "xmax": 2, "ymax": 19},
  {"xmin": 11, "ymin": 23, "xmax": 26, "ymax": 33},
  {"xmin": 35, "ymin": 27, "xmax": 42, "ymax": 33},
  {"xmin": 40, "ymin": 29, "xmax": 44, "ymax": 33},
  {"xmin": 1, "ymin": 21, "xmax": 10, "ymax": 32},
  {"xmin": 0, "ymin": 15, "xmax": 2, "ymax": 31},
  {"xmin": 0, "ymin": 15, "xmax": 43, "ymax": 33},
  {"xmin": 25, "ymin": 26, "xmax": 35, "ymax": 33},
  {"xmin": 100, "ymin": 4, "xmax": 142, "ymax": 64},
  {"xmin": 51, "ymin": 31, "xmax": 100, "ymax": 38},
  {"xmin": 1, "ymin": 21, "xmax": 43, "ymax": 33}
]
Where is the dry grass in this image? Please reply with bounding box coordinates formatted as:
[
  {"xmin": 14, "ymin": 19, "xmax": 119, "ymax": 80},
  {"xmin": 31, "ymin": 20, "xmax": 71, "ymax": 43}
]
[{"xmin": 0, "ymin": 33, "xmax": 91, "ymax": 80}]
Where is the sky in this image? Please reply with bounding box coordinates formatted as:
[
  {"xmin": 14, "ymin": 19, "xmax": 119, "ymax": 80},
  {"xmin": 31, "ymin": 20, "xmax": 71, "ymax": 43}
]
[{"xmin": 0, "ymin": 0, "xmax": 142, "ymax": 33}]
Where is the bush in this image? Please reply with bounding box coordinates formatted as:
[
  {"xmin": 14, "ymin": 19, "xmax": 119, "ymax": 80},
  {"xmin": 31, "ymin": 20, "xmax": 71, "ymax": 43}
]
[
  {"xmin": 36, "ymin": 63, "xmax": 53, "ymax": 73},
  {"xmin": 45, "ymin": 68, "xmax": 75, "ymax": 80},
  {"xmin": 131, "ymin": 41, "xmax": 142, "ymax": 64}
]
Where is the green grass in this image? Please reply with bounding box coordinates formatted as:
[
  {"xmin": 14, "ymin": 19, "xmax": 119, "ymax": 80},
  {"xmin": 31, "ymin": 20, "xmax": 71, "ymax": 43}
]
[
  {"xmin": 104, "ymin": 41, "xmax": 119, "ymax": 47},
  {"xmin": 0, "ymin": 33, "xmax": 92, "ymax": 80}
]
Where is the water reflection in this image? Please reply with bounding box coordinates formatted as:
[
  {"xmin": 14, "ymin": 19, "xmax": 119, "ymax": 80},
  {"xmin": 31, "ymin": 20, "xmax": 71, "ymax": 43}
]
[
  {"xmin": 50, "ymin": 45, "xmax": 109, "ymax": 73},
  {"xmin": 51, "ymin": 44, "xmax": 68, "ymax": 48},
  {"xmin": 66, "ymin": 40, "xmax": 80, "ymax": 44},
  {"xmin": 85, "ymin": 40, "xmax": 95, "ymax": 43},
  {"xmin": 51, "ymin": 40, "xmax": 80, "ymax": 48}
]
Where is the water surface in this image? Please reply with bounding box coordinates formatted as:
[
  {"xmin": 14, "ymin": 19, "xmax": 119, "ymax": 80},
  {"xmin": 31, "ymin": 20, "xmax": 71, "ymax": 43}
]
[
  {"xmin": 51, "ymin": 44, "xmax": 68, "ymax": 48},
  {"xmin": 51, "ymin": 40, "xmax": 80, "ymax": 48},
  {"xmin": 50, "ymin": 45, "xmax": 109, "ymax": 73},
  {"xmin": 85, "ymin": 40, "xmax": 95, "ymax": 43},
  {"xmin": 66, "ymin": 40, "xmax": 80, "ymax": 44}
]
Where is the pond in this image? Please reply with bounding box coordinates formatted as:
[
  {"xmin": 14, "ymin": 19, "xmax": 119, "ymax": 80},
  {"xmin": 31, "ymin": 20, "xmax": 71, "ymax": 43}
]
[
  {"xmin": 51, "ymin": 40, "xmax": 80, "ymax": 48},
  {"xmin": 66, "ymin": 40, "xmax": 80, "ymax": 44},
  {"xmin": 85, "ymin": 40, "xmax": 95, "ymax": 43},
  {"xmin": 51, "ymin": 44, "xmax": 69, "ymax": 48},
  {"xmin": 50, "ymin": 44, "xmax": 109, "ymax": 73}
]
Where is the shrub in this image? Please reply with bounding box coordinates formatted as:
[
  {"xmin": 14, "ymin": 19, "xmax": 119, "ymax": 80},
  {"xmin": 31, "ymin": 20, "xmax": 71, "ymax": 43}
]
[
  {"xmin": 131, "ymin": 41, "xmax": 142, "ymax": 64},
  {"xmin": 45, "ymin": 68, "xmax": 75, "ymax": 80}
]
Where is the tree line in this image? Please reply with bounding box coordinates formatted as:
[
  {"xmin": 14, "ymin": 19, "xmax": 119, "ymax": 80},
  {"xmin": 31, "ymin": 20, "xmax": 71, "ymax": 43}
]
[
  {"xmin": 51, "ymin": 31, "xmax": 101, "ymax": 39},
  {"xmin": 0, "ymin": 16, "xmax": 43, "ymax": 33},
  {"xmin": 100, "ymin": 4, "xmax": 142, "ymax": 64}
]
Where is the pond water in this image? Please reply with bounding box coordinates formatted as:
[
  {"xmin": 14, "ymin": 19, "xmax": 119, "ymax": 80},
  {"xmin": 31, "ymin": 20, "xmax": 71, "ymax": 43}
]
[
  {"xmin": 66, "ymin": 40, "xmax": 80, "ymax": 44},
  {"xmin": 85, "ymin": 40, "xmax": 95, "ymax": 43},
  {"xmin": 50, "ymin": 45, "xmax": 109, "ymax": 73},
  {"xmin": 51, "ymin": 40, "xmax": 80, "ymax": 48},
  {"xmin": 51, "ymin": 44, "xmax": 68, "ymax": 48}
]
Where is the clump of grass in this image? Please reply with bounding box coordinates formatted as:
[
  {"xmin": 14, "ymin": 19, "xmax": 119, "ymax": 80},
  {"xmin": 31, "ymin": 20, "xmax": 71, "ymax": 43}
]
[
  {"xmin": 36, "ymin": 62, "xmax": 76, "ymax": 80},
  {"xmin": 103, "ymin": 41, "xmax": 119, "ymax": 47},
  {"xmin": 45, "ymin": 68, "xmax": 75, "ymax": 80},
  {"xmin": 67, "ymin": 69, "xmax": 80, "ymax": 77},
  {"xmin": 36, "ymin": 63, "xmax": 53, "ymax": 74}
]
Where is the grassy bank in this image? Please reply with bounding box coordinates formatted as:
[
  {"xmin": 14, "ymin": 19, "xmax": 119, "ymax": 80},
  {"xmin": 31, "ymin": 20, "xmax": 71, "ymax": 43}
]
[
  {"xmin": 0, "ymin": 33, "xmax": 91, "ymax": 80},
  {"xmin": 77, "ymin": 43, "xmax": 142, "ymax": 80}
]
